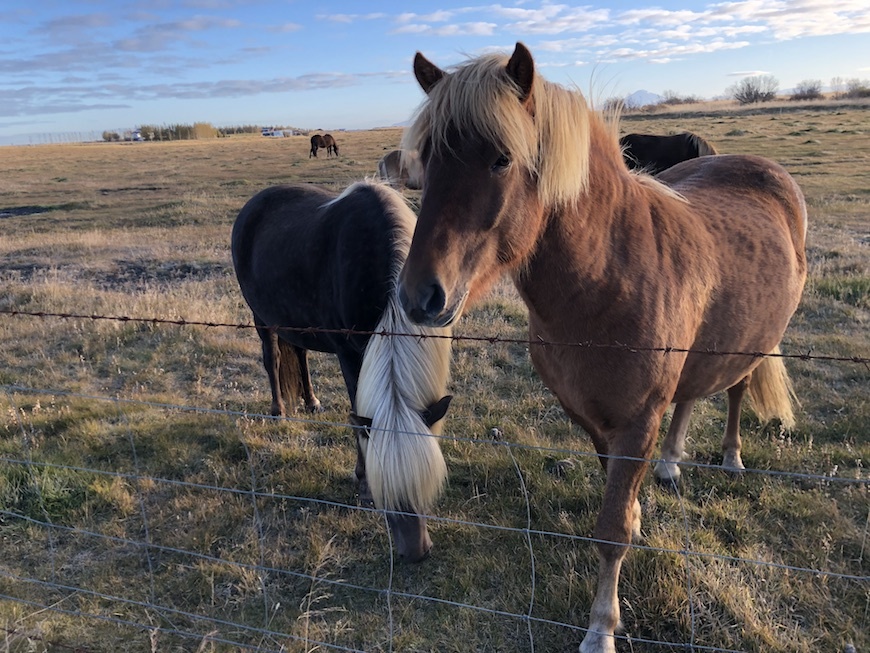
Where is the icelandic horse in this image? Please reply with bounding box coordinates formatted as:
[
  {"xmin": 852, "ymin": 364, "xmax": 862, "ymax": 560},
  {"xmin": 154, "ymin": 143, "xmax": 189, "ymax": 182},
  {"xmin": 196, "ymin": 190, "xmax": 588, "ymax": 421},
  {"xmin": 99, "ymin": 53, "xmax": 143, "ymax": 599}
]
[
  {"xmin": 396, "ymin": 43, "xmax": 806, "ymax": 651},
  {"xmin": 377, "ymin": 149, "xmax": 423, "ymax": 190},
  {"xmin": 309, "ymin": 133, "xmax": 339, "ymax": 157},
  {"xmin": 232, "ymin": 181, "xmax": 453, "ymax": 561},
  {"xmin": 620, "ymin": 131, "xmax": 719, "ymax": 174}
]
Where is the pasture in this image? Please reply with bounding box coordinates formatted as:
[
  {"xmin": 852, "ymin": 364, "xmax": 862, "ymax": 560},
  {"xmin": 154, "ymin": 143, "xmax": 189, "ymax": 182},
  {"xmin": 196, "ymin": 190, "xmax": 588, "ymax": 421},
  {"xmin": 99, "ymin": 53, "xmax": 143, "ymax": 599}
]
[{"xmin": 0, "ymin": 107, "xmax": 867, "ymax": 652}]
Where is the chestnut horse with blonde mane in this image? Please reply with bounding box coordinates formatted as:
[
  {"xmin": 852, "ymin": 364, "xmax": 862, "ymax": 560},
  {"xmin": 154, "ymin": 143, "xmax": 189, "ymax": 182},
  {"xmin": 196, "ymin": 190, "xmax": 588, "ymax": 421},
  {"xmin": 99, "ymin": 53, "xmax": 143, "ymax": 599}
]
[{"xmin": 398, "ymin": 43, "xmax": 806, "ymax": 652}]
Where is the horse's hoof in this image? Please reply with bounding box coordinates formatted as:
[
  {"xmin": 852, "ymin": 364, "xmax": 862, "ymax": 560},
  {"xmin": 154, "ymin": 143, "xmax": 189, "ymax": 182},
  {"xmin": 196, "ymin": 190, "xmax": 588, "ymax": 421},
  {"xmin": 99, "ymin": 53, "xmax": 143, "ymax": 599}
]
[
  {"xmin": 653, "ymin": 461, "xmax": 682, "ymax": 492},
  {"xmin": 722, "ymin": 451, "xmax": 745, "ymax": 475},
  {"xmin": 654, "ymin": 474, "xmax": 682, "ymax": 493},
  {"xmin": 305, "ymin": 401, "xmax": 323, "ymax": 414}
]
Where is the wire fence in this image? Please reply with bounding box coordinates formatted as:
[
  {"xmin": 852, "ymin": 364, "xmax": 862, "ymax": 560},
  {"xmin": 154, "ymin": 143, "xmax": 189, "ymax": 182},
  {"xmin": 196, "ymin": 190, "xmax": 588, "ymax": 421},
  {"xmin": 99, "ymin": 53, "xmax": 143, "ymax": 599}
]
[{"xmin": 0, "ymin": 310, "xmax": 867, "ymax": 652}]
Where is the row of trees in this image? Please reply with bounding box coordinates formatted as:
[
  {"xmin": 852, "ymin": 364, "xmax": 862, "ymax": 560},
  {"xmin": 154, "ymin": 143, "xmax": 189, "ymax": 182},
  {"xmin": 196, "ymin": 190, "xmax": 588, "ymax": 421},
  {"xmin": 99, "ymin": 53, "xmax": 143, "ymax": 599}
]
[
  {"xmin": 101, "ymin": 123, "xmax": 305, "ymax": 142},
  {"xmin": 102, "ymin": 122, "xmax": 221, "ymax": 142},
  {"xmin": 729, "ymin": 75, "xmax": 870, "ymax": 105}
]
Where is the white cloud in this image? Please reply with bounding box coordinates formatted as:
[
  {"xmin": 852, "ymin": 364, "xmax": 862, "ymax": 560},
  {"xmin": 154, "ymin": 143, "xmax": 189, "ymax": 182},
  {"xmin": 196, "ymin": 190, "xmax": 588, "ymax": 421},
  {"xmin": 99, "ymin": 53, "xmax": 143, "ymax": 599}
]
[
  {"xmin": 271, "ymin": 22, "xmax": 303, "ymax": 33},
  {"xmin": 727, "ymin": 70, "xmax": 772, "ymax": 76},
  {"xmin": 396, "ymin": 11, "xmax": 454, "ymax": 23},
  {"xmin": 393, "ymin": 22, "xmax": 497, "ymax": 37},
  {"xmin": 316, "ymin": 13, "xmax": 386, "ymax": 23},
  {"xmin": 616, "ymin": 8, "xmax": 710, "ymax": 26}
]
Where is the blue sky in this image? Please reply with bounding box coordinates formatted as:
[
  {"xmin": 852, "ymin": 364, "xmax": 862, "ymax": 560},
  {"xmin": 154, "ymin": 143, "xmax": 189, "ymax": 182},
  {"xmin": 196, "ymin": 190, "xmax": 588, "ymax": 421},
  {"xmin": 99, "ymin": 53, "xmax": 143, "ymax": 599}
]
[{"xmin": 2, "ymin": 1, "xmax": 868, "ymax": 144}]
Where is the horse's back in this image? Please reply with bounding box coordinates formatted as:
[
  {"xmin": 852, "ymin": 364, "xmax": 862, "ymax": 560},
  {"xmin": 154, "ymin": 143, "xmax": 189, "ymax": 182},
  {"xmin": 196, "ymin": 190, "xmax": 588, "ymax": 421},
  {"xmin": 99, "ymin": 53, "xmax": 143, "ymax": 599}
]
[
  {"xmin": 659, "ymin": 153, "xmax": 807, "ymax": 255},
  {"xmin": 232, "ymin": 183, "xmax": 412, "ymax": 348},
  {"xmin": 621, "ymin": 132, "xmax": 716, "ymax": 173},
  {"xmin": 654, "ymin": 154, "xmax": 807, "ymax": 398}
]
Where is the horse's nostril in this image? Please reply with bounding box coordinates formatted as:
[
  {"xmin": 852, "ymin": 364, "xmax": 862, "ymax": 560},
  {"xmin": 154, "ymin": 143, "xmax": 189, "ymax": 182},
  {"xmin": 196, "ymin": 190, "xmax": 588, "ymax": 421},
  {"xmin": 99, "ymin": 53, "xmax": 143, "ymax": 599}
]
[
  {"xmin": 423, "ymin": 283, "xmax": 446, "ymax": 316},
  {"xmin": 399, "ymin": 281, "xmax": 447, "ymax": 323}
]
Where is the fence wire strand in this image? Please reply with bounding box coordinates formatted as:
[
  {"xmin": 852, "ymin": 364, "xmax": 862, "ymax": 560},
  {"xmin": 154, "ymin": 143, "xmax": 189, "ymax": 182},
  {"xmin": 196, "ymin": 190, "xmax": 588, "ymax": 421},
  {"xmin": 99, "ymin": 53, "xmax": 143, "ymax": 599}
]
[{"xmin": 0, "ymin": 309, "xmax": 867, "ymax": 652}]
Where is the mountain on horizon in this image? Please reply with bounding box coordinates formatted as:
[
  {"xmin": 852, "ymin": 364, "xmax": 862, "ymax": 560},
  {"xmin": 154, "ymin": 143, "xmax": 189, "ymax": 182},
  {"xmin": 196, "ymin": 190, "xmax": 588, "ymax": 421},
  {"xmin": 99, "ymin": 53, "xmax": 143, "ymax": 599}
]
[{"xmin": 624, "ymin": 90, "xmax": 664, "ymax": 108}]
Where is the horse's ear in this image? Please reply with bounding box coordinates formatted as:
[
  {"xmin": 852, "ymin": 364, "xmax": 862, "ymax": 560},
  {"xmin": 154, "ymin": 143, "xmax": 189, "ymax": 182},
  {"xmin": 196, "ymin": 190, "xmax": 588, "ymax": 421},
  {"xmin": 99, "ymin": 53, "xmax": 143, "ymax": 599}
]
[
  {"xmin": 506, "ymin": 42, "xmax": 535, "ymax": 105},
  {"xmin": 422, "ymin": 395, "xmax": 453, "ymax": 427},
  {"xmin": 414, "ymin": 52, "xmax": 445, "ymax": 95}
]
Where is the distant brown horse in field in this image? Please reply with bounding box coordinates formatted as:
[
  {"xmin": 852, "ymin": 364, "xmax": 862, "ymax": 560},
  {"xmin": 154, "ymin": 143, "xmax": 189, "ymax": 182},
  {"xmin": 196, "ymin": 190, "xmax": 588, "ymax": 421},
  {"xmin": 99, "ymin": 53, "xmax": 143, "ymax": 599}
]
[
  {"xmin": 309, "ymin": 133, "xmax": 339, "ymax": 158},
  {"xmin": 377, "ymin": 149, "xmax": 423, "ymax": 190},
  {"xmin": 620, "ymin": 131, "xmax": 719, "ymax": 174},
  {"xmin": 398, "ymin": 43, "xmax": 806, "ymax": 652}
]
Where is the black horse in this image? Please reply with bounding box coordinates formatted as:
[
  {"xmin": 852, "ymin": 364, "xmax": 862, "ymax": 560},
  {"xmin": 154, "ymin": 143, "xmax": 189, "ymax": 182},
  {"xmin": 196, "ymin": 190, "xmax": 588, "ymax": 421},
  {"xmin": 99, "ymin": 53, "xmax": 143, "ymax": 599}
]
[
  {"xmin": 231, "ymin": 181, "xmax": 453, "ymax": 561},
  {"xmin": 309, "ymin": 133, "xmax": 339, "ymax": 158},
  {"xmin": 620, "ymin": 131, "xmax": 718, "ymax": 174}
]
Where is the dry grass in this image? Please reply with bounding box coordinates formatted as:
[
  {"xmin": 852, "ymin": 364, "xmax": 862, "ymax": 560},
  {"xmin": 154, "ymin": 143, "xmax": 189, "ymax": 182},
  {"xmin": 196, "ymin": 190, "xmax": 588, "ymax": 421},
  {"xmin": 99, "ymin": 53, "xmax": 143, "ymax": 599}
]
[{"xmin": 0, "ymin": 113, "xmax": 867, "ymax": 653}]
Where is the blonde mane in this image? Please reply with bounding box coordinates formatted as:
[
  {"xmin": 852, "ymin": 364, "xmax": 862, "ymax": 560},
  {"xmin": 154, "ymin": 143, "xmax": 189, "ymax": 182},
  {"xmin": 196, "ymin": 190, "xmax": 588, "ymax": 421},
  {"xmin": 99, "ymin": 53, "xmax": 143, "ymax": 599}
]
[
  {"xmin": 354, "ymin": 183, "xmax": 452, "ymax": 513},
  {"xmin": 688, "ymin": 132, "xmax": 719, "ymax": 156},
  {"xmin": 401, "ymin": 51, "xmax": 593, "ymax": 207}
]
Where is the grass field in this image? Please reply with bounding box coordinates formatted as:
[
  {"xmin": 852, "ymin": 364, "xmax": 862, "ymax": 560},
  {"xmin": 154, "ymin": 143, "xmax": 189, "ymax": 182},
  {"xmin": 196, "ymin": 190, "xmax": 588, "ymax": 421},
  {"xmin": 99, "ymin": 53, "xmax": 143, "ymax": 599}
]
[{"xmin": 0, "ymin": 105, "xmax": 868, "ymax": 653}]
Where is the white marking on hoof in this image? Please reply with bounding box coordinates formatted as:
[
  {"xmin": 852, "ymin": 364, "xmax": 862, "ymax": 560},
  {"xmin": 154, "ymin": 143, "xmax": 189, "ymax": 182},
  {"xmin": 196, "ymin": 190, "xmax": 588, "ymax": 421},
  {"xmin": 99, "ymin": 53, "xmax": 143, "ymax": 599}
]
[
  {"xmin": 580, "ymin": 630, "xmax": 617, "ymax": 653},
  {"xmin": 722, "ymin": 451, "xmax": 745, "ymax": 473},
  {"xmin": 653, "ymin": 460, "xmax": 681, "ymax": 484}
]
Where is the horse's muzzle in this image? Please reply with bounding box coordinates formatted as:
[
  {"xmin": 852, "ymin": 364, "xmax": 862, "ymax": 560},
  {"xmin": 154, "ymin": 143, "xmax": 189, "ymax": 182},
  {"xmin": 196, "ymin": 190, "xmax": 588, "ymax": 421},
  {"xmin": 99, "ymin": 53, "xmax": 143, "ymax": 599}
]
[
  {"xmin": 386, "ymin": 510, "xmax": 432, "ymax": 563},
  {"xmin": 398, "ymin": 280, "xmax": 466, "ymax": 328}
]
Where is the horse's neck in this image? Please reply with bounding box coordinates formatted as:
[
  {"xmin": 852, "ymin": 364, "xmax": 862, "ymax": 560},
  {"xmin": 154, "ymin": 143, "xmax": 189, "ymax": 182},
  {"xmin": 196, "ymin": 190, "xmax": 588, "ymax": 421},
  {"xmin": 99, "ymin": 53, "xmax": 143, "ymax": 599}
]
[{"xmin": 514, "ymin": 137, "xmax": 661, "ymax": 334}]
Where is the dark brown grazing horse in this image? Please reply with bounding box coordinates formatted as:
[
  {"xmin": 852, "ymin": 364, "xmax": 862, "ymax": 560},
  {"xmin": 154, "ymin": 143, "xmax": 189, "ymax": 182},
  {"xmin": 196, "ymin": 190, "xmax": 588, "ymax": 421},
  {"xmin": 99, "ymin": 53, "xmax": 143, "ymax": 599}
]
[
  {"xmin": 309, "ymin": 133, "xmax": 339, "ymax": 158},
  {"xmin": 398, "ymin": 43, "xmax": 806, "ymax": 652},
  {"xmin": 309, "ymin": 134, "xmax": 324, "ymax": 158},
  {"xmin": 232, "ymin": 181, "xmax": 453, "ymax": 561},
  {"xmin": 620, "ymin": 131, "xmax": 718, "ymax": 174},
  {"xmin": 377, "ymin": 149, "xmax": 423, "ymax": 190}
]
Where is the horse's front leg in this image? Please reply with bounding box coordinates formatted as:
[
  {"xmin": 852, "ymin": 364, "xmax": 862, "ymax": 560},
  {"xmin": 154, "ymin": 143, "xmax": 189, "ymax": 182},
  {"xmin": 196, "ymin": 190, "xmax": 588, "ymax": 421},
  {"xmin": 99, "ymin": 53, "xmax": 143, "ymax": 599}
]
[
  {"xmin": 351, "ymin": 420, "xmax": 373, "ymax": 506},
  {"xmin": 581, "ymin": 423, "xmax": 659, "ymax": 653}
]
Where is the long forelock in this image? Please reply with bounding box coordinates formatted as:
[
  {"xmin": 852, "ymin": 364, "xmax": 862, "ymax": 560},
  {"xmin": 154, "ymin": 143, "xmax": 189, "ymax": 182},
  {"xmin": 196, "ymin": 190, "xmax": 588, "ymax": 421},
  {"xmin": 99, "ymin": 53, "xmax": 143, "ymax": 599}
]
[
  {"xmin": 355, "ymin": 296, "xmax": 452, "ymax": 513},
  {"xmin": 353, "ymin": 189, "xmax": 452, "ymax": 512},
  {"xmin": 402, "ymin": 51, "xmax": 593, "ymax": 207}
]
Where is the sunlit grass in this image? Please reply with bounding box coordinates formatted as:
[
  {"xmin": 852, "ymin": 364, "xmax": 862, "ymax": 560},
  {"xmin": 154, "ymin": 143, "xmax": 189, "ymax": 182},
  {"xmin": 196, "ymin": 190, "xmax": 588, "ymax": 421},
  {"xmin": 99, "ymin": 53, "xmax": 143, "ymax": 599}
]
[{"xmin": 0, "ymin": 117, "xmax": 867, "ymax": 652}]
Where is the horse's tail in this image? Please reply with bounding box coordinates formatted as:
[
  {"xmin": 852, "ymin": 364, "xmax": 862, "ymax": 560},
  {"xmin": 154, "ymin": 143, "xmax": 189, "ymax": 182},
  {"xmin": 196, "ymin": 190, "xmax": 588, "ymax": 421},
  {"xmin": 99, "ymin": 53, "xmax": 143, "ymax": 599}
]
[
  {"xmin": 747, "ymin": 346, "xmax": 798, "ymax": 429},
  {"xmin": 275, "ymin": 337, "xmax": 304, "ymax": 412}
]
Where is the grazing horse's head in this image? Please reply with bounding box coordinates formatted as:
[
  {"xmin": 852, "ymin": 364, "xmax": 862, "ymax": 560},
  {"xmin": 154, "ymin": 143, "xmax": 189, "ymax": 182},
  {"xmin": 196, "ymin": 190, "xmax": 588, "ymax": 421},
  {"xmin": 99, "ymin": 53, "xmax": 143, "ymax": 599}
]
[{"xmin": 398, "ymin": 42, "xmax": 592, "ymax": 327}]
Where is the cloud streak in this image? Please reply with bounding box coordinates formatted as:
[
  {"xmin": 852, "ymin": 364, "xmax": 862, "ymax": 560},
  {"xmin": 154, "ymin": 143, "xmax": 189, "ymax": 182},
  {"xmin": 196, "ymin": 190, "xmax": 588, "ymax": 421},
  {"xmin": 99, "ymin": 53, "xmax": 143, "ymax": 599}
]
[
  {"xmin": 0, "ymin": 0, "xmax": 867, "ymax": 130},
  {"xmin": 0, "ymin": 71, "xmax": 408, "ymax": 118}
]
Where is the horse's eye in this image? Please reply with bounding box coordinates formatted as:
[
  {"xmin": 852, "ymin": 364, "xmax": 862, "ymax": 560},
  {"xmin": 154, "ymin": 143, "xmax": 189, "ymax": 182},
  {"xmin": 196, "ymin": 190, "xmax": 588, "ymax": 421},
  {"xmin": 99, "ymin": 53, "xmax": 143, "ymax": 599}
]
[{"xmin": 492, "ymin": 154, "xmax": 511, "ymax": 172}]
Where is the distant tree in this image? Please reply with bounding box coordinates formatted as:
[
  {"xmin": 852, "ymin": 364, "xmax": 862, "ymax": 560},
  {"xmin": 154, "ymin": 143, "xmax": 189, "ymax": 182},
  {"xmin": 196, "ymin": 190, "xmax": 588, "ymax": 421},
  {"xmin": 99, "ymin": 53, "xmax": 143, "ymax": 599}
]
[
  {"xmin": 101, "ymin": 131, "xmax": 120, "ymax": 142},
  {"xmin": 845, "ymin": 78, "xmax": 870, "ymax": 98},
  {"xmin": 728, "ymin": 75, "xmax": 779, "ymax": 105},
  {"xmin": 830, "ymin": 76, "xmax": 845, "ymax": 99},
  {"xmin": 791, "ymin": 79, "xmax": 822, "ymax": 101},
  {"xmin": 601, "ymin": 97, "xmax": 625, "ymax": 114},
  {"xmin": 661, "ymin": 89, "xmax": 702, "ymax": 105}
]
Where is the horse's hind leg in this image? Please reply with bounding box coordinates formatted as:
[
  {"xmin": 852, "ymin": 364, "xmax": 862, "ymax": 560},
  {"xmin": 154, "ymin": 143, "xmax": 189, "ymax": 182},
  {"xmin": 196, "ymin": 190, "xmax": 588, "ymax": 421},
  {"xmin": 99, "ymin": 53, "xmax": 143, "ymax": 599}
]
[
  {"xmin": 258, "ymin": 326, "xmax": 286, "ymax": 417},
  {"xmin": 653, "ymin": 400, "xmax": 695, "ymax": 485},
  {"xmin": 722, "ymin": 376, "xmax": 749, "ymax": 472},
  {"xmin": 295, "ymin": 346, "xmax": 322, "ymax": 412}
]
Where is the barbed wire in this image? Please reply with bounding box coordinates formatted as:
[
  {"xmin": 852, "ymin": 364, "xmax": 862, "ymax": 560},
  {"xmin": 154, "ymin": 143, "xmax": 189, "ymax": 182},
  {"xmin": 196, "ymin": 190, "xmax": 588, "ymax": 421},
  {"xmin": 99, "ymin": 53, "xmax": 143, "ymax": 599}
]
[
  {"xmin": 1, "ymin": 315, "xmax": 866, "ymax": 652},
  {"xmin": 1, "ymin": 307, "xmax": 868, "ymax": 366}
]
